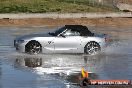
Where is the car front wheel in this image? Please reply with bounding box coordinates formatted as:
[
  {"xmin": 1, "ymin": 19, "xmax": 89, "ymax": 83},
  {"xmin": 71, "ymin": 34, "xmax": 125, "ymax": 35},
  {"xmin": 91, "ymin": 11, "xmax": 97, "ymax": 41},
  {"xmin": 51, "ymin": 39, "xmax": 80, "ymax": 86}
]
[
  {"xmin": 26, "ymin": 41, "xmax": 42, "ymax": 54},
  {"xmin": 84, "ymin": 41, "xmax": 101, "ymax": 55}
]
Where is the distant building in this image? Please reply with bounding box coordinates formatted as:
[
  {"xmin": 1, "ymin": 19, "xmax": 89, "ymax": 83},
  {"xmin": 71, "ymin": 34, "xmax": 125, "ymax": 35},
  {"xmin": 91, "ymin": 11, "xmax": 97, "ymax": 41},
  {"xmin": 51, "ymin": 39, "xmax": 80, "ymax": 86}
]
[
  {"xmin": 118, "ymin": 0, "xmax": 132, "ymax": 4},
  {"xmin": 88, "ymin": 0, "xmax": 132, "ymax": 11},
  {"xmin": 115, "ymin": 0, "xmax": 132, "ymax": 11},
  {"xmin": 116, "ymin": 3, "xmax": 132, "ymax": 12}
]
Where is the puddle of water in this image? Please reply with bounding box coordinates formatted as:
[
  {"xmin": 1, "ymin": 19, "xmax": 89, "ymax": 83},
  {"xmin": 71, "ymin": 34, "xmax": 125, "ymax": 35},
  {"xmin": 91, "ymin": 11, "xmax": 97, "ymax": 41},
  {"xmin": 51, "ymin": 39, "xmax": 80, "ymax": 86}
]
[{"xmin": 0, "ymin": 26, "xmax": 132, "ymax": 88}]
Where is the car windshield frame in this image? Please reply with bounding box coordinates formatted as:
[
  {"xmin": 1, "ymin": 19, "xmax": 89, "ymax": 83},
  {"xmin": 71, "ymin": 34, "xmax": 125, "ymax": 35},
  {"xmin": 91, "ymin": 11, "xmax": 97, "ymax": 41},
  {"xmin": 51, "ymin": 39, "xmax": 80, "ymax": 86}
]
[{"xmin": 49, "ymin": 26, "xmax": 66, "ymax": 36}]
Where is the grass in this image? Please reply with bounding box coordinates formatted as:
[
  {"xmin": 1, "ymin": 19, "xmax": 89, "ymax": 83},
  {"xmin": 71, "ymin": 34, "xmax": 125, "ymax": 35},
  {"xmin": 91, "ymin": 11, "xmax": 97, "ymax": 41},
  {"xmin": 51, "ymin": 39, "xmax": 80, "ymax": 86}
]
[{"xmin": 0, "ymin": 0, "xmax": 119, "ymax": 13}]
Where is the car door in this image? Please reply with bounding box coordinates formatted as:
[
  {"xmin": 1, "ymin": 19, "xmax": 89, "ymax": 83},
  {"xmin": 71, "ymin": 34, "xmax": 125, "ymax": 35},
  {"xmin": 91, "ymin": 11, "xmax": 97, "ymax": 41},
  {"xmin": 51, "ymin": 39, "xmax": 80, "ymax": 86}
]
[{"xmin": 53, "ymin": 29, "xmax": 82, "ymax": 53}]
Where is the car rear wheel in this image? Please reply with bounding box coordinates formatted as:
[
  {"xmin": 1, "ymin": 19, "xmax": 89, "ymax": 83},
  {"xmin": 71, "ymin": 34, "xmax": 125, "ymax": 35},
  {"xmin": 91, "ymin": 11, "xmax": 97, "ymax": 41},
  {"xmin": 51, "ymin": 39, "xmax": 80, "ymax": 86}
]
[
  {"xmin": 26, "ymin": 41, "xmax": 42, "ymax": 54},
  {"xmin": 84, "ymin": 41, "xmax": 101, "ymax": 55}
]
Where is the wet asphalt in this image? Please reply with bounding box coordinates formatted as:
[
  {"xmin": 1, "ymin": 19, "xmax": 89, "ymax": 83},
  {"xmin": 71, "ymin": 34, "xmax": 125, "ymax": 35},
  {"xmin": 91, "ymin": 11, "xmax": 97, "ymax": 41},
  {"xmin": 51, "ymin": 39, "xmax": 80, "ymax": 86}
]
[{"xmin": 0, "ymin": 26, "xmax": 132, "ymax": 88}]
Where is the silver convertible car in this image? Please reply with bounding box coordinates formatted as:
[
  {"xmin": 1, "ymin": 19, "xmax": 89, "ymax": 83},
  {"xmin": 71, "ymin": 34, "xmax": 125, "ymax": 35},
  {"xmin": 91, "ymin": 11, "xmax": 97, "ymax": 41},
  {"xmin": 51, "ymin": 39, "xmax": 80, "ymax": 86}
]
[{"xmin": 14, "ymin": 25, "xmax": 109, "ymax": 55}]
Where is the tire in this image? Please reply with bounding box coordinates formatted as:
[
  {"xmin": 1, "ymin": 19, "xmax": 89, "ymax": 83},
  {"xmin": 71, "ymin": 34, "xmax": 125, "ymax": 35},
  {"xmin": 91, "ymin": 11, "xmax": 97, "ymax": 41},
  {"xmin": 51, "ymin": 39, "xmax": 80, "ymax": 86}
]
[
  {"xmin": 25, "ymin": 41, "xmax": 42, "ymax": 54},
  {"xmin": 84, "ymin": 41, "xmax": 101, "ymax": 55}
]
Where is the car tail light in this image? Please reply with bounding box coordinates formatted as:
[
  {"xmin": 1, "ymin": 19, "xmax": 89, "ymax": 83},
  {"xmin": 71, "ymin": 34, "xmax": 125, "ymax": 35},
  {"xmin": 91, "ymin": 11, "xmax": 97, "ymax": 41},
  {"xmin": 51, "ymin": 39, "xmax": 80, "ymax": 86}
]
[
  {"xmin": 105, "ymin": 37, "xmax": 108, "ymax": 42},
  {"xmin": 105, "ymin": 37, "xmax": 111, "ymax": 42}
]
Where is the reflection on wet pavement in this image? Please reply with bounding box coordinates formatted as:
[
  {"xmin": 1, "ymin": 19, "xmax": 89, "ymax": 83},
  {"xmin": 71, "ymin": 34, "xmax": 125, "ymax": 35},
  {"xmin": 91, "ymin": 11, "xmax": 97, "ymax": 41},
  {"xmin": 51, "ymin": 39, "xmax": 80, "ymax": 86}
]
[
  {"xmin": 12, "ymin": 54, "xmax": 105, "ymax": 75},
  {"xmin": 0, "ymin": 26, "xmax": 132, "ymax": 88},
  {"xmin": 15, "ymin": 58, "xmax": 42, "ymax": 68}
]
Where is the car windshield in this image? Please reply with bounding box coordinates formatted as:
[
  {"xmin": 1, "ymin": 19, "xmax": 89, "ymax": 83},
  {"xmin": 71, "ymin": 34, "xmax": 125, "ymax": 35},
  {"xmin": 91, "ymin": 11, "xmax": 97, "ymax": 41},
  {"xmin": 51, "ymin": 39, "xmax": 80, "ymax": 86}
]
[{"xmin": 49, "ymin": 26, "xmax": 65, "ymax": 36}]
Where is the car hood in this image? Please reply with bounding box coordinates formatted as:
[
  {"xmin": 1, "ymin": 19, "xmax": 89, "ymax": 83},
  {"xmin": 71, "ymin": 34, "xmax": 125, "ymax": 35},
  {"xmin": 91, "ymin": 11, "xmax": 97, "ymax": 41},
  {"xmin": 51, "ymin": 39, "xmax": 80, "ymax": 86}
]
[{"xmin": 15, "ymin": 33, "xmax": 53, "ymax": 40}]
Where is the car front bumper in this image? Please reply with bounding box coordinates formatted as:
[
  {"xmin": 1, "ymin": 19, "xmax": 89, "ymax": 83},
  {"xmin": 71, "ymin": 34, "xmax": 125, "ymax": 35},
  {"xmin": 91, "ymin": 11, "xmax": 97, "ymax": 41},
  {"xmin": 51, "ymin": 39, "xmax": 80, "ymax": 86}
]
[{"xmin": 14, "ymin": 40, "xmax": 26, "ymax": 53}]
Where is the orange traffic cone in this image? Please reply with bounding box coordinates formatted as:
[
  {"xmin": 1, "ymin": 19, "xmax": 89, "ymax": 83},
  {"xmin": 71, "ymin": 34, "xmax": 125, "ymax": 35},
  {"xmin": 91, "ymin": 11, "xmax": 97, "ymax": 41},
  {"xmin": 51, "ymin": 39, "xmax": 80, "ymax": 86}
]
[
  {"xmin": 81, "ymin": 68, "xmax": 88, "ymax": 78},
  {"xmin": 81, "ymin": 68, "xmax": 91, "ymax": 86}
]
